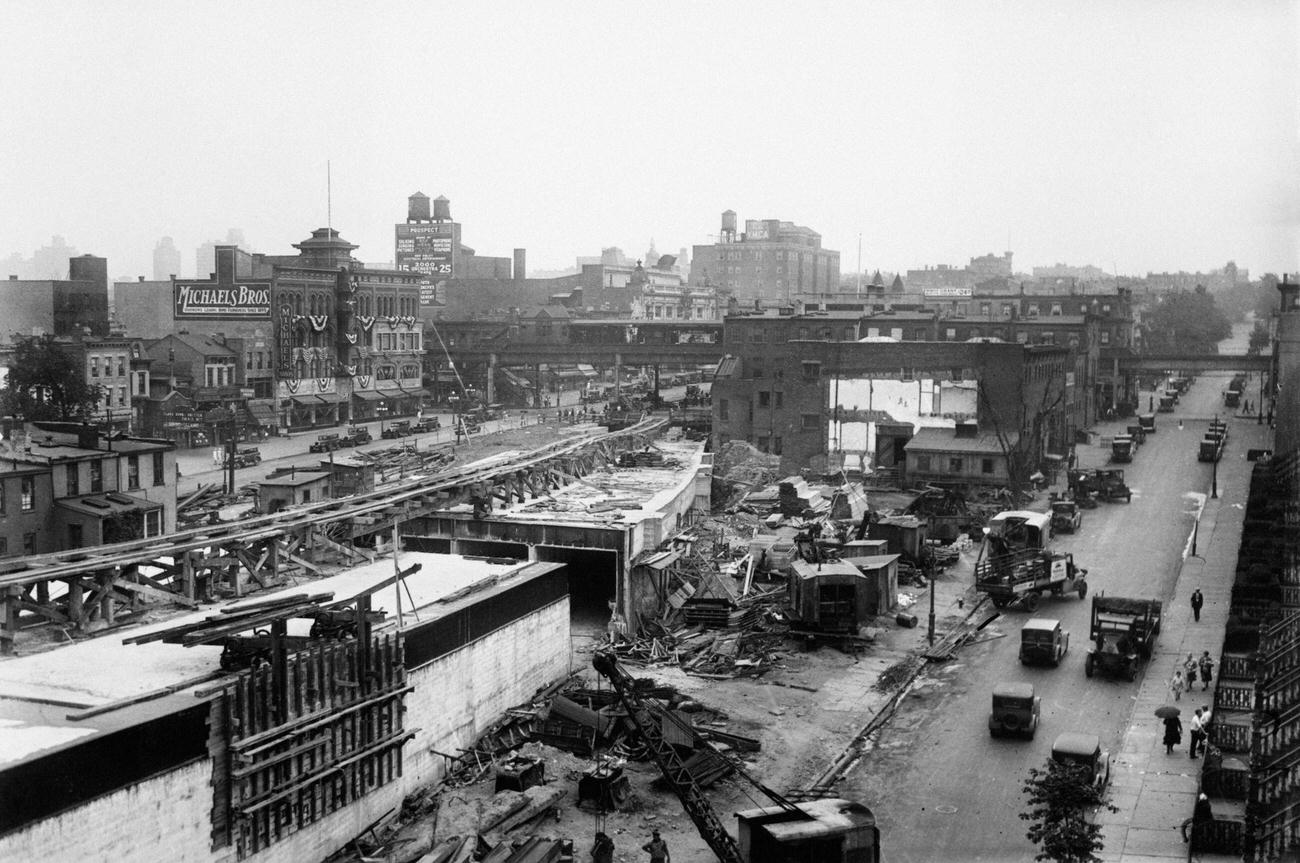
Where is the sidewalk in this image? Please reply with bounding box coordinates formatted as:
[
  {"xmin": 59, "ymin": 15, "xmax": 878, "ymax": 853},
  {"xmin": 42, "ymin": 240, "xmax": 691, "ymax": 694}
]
[{"xmin": 1100, "ymin": 415, "xmax": 1273, "ymax": 862}]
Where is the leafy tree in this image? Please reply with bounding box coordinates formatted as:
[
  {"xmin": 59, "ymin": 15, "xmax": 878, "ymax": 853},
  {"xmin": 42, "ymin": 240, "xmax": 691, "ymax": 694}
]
[
  {"xmin": 1144, "ymin": 287, "xmax": 1232, "ymax": 354},
  {"xmin": 0, "ymin": 334, "xmax": 103, "ymax": 421},
  {"xmin": 1247, "ymin": 321, "xmax": 1271, "ymax": 355},
  {"xmin": 1021, "ymin": 758, "xmax": 1118, "ymax": 862},
  {"xmin": 1252, "ymin": 273, "xmax": 1281, "ymax": 321}
]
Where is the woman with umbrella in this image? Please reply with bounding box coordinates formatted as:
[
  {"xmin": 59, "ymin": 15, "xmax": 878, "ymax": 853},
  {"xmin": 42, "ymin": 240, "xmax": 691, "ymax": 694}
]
[{"xmin": 1158, "ymin": 705, "xmax": 1183, "ymax": 755}]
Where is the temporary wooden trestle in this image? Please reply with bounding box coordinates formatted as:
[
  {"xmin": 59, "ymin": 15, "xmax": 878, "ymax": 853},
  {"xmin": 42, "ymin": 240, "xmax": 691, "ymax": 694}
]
[{"xmin": 0, "ymin": 418, "xmax": 666, "ymax": 653}]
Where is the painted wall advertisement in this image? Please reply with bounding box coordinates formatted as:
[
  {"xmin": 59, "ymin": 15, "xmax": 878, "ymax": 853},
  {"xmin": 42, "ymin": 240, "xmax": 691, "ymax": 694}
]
[
  {"xmin": 396, "ymin": 223, "xmax": 454, "ymax": 279},
  {"xmin": 174, "ymin": 281, "xmax": 272, "ymax": 317}
]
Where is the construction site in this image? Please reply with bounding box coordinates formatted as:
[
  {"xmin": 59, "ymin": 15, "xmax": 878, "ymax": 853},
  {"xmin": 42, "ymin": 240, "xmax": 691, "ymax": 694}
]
[{"xmin": 0, "ymin": 412, "xmax": 1021, "ymax": 863}]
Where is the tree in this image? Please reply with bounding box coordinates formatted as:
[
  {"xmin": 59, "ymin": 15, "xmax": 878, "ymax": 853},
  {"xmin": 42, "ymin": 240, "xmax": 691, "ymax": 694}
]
[
  {"xmin": 1247, "ymin": 321, "xmax": 1270, "ymax": 355},
  {"xmin": 980, "ymin": 355, "xmax": 1068, "ymax": 503},
  {"xmin": 0, "ymin": 334, "xmax": 103, "ymax": 421},
  {"xmin": 1144, "ymin": 287, "xmax": 1232, "ymax": 354},
  {"xmin": 1021, "ymin": 758, "xmax": 1118, "ymax": 862}
]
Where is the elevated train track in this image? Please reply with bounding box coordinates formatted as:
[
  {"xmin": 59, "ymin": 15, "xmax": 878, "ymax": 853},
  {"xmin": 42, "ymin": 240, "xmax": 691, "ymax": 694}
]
[{"xmin": 0, "ymin": 417, "xmax": 667, "ymax": 652}]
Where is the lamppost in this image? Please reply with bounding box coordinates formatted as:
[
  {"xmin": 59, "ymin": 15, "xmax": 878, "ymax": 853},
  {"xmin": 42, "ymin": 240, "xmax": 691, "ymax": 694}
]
[{"xmin": 927, "ymin": 555, "xmax": 936, "ymax": 646}]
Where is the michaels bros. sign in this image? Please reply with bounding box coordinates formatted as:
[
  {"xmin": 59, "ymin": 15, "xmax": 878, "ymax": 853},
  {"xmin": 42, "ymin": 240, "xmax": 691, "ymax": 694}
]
[{"xmin": 174, "ymin": 281, "xmax": 272, "ymax": 318}]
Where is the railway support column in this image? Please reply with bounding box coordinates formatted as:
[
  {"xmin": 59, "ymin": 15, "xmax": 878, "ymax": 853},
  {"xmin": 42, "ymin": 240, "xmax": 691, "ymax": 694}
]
[
  {"xmin": 0, "ymin": 586, "xmax": 18, "ymax": 655},
  {"xmin": 487, "ymin": 353, "xmax": 497, "ymax": 405}
]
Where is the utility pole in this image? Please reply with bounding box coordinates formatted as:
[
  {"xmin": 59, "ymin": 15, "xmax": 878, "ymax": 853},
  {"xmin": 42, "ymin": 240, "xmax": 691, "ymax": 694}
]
[
  {"xmin": 225, "ymin": 410, "xmax": 237, "ymax": 495},
  {"xmin": 1211, "ymin": 412, "xmax": 1219, "ymax": 499},
  {"xmin": 927, "ymin": 556, "xmax": 936, "ymax": 646}
]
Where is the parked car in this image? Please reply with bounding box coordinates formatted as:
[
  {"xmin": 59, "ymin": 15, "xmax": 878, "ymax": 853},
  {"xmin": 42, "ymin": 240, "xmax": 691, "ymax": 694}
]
[
  {"xmin": 309, "ymin": 433, "xmax": 341, "ymax": 453},
  {"xmin": 1050, "ymin": 498, "xmax": 1083, "ymax": 535},
  {"xmin": 989, "ymin": 682, "xmax": 1041, "ymax": 739},
  {"xmin": 411, "ymin": 418, "xmax": 441, "ymax": 433},
  {"xmin": 1051, "ymin": 732, "xmax": 1112, "ymax": 791},
  {"xmin": 381, "ymin": 421, "xmax": 412, "ymax": 439},
  {"xmin": 1019, "ymin": 618, "xmax": 1069, "ymax": 666},
  {"xmin": 341, "ymin": 426, "xmax": 372, "ymax": 446},
  {"xmin": 223, "ymin": 446, "xmax": 262, "ymax": 468}
]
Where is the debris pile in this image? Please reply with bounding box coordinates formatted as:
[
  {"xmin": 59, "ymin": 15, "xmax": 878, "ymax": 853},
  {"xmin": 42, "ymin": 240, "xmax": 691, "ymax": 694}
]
[
  {"xmin": 355, "ymin": 443, "xmax": 455, "ymax": 484},
  {"xmin": 177, "ymin": 482, "xmax": 256, "ymax": 525}
]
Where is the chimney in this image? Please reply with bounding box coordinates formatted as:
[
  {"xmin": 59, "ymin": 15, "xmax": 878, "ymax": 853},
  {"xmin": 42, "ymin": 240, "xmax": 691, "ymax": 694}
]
[{"xmin": 138, "ymin": 276, "xmax": 145, "ymax": 282}]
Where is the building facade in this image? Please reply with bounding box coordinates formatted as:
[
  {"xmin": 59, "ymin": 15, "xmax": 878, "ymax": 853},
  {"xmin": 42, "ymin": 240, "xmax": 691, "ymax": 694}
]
[{"xmin": 689, "ymin": 210, "xmax": 839, "ymax": 302}]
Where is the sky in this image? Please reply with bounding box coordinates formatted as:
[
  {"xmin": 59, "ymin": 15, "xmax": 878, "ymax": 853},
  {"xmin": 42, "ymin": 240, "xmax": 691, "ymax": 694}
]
[{"xmin": 1, "ymin": 1, "xmax": 1297, "ymax": 282}]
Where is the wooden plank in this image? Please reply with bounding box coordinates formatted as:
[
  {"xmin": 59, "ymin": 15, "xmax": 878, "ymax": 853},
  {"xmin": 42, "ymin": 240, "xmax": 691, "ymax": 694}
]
[
  {"xmin": 66, "ymin": 670, "xmax": 227, "ymax": 721},
  {"xmin": 115, "ymin": 577, "xmax": 199, "ymax": 608}
]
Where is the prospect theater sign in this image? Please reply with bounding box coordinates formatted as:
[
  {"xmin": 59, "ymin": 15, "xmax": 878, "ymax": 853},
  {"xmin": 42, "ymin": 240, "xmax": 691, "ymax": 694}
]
[{"xmin": 174, "ymin": 281, "xmax": 273, "ymax": 318}]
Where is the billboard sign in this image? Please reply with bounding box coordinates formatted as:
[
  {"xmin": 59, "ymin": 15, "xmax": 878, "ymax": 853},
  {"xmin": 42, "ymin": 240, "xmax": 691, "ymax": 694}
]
[
  {"xmin": 396, "ymin": 223, "xmax": 454, "ymax": 277},
  {"xmin": 922, "ymin": 287, "xmax": 973, "ymax": 298},
  {"xmin": 175, "ymin": 281, "xmax": 272, "ymax": 318}
]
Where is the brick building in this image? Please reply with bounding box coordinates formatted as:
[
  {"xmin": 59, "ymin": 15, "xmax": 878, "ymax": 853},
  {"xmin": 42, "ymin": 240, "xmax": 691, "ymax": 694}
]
[
  {"xmin": 0, "ymin": 423, "xmax": 177, "ymax": 557},
  {"xmin": 712, "ymin": 311, "xmax": 1071, "ymax": 478},
  {"xmin": 0, "ymin": 254, "xmax": 110, "ymax": 339},
  {"xmin": 689, "ymin": 210, "xmax": 839, "ymax": 302}
]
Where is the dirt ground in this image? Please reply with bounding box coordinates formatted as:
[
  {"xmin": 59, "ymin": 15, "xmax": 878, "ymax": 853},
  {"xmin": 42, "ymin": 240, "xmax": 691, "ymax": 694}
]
[{"xmin": 385, "ymin": 550, "xmax": 984, "ymax": 863}]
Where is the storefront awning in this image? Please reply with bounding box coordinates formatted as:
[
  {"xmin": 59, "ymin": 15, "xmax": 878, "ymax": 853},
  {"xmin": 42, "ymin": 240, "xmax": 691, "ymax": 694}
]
[
  {"xmin": 577, "ymin": 364, "xmax": 597, "ymax": 377},
  {"xmin": 402, "ymin": 388, "xmax": 431, "ymax": 399},
  {"xmin": 291, "ymin": 395, "xmax": 326, "ymax": 406},
  {"xmin": 352, "ymin": 389, "xmax": 385, "ymax": 402},
  {"xmin": 249, "ymin": 403, "xmax": 276, "ymax": 425},
  {"xmin": 314, "ymin": 392, "xmax": 341, "ymax": 404}
]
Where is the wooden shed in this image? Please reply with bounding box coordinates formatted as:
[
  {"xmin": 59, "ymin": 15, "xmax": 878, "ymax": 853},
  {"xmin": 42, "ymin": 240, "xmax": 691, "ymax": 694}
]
[
  {"xmin": 839, "ymin": 553, "xmax": 901, "ymax": 616},
  {"xmin": 787, "ymin": 560, "xmax": 872, "ymax": 634}
]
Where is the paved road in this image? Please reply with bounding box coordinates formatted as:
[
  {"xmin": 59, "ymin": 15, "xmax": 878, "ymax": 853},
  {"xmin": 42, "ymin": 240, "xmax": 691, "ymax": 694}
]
[{"xmin": 841, "ymin": 370, "xmax": 1250, "ymax": 861}]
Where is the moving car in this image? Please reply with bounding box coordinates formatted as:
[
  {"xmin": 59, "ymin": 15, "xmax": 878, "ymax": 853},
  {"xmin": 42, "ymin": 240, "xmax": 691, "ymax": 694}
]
[
  {"xmin": 1051, "ymin": 732, "xmax": 1112, "ymax": 791},
  {"xmin": 989, "ymin": 682, "xmax": 1041, "ymax": 739},
  {"xmin": 223, "ymin": 446, "xmax": 262, "ymax": 468},
  {"xmin": 1020, "ymin": 618, "xmax": 1069, "ymax": 666},
  {"xmin": 1049, "ymin": 498, "xmax": 1082, "ymax": 535}
]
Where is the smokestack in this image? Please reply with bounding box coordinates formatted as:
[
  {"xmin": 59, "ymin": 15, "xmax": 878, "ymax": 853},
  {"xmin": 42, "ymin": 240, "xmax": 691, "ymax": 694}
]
[
  {"xmin": 432, "ymin": 195, "xmax": 451, "ymax": 221},
  {"xmin": 513, "ymin": 249, "xmax": 526, "ymax": 281},
  {"xmin": 407, "ymin": 192, "xmax": 430, "ymax": 221}
]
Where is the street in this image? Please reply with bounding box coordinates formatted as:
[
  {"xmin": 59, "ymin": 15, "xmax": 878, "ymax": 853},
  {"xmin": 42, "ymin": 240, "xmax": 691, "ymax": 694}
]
[{"xmin": 841, "ymin": 368, "xmax": 1255, "ymax": 861}]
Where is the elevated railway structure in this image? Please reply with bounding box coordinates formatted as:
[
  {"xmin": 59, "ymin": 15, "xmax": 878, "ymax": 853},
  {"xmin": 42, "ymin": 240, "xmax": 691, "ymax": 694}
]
[{"xmin": 0, "ymin": 417, "xmax": 667, "ymax": 653}]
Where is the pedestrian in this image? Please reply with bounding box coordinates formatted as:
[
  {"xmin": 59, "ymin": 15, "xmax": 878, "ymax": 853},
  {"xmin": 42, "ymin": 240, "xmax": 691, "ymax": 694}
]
[
  {"xmin": 1163, "ymin": 713, "xmax": 1183, "ymax": 755},
  {"xmin": 642, "ymin": 829, "xmax": 670, "ymax": 862},
  {"xmin": 591, "ymin": 831, "xmax": 615, "ymax": 863},
  {"xmin": 1190, "ymin": 588, "xmax": 1204, "ymax": 622},
  {"xmin": 1189, "ymin": 708, "xmax": 1204, "ymax": 758},
  {"xmin": 1170, "ymin": 668, "xmax": 1187, "ymax": 702},
  {"xmin": 1184, "ymin": 653, "xmax": 1198, "ymax": 689},
  {"xmin": 1199, "ymin": 651, "xmax": 1214, "ymax": 691}
]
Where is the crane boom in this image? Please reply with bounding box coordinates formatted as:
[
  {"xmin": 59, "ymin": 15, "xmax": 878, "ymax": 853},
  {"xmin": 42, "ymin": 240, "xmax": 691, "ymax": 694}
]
[{"xmin": 592, "ymin": 650, "xmax": 745, "ymax": 863}]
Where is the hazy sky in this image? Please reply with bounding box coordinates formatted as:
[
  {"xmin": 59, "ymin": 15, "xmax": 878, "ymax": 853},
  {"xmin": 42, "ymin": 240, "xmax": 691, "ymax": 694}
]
[{"xmin": 1, "ymin": 1, "xmax": 1296, "ymax": 281}]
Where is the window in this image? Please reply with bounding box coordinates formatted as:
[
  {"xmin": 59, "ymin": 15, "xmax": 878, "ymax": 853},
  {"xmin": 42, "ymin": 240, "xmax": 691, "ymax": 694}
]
[
  {"xmin": 916, "ymin": 455, "xmax": 931, "ymax": 472},
  {"xmin": 772, "ymin": 436, "xmax": 783, "ymax": 455},
  {"xmin": 20, "ymin": 476, "xmax": 35, "ymax": 511},
  {"xmin": 801, "ymin": 413, "xmax": 819, "ymax": 430},
  {"xmin": 1100, "ymin": 330, "xmax": 1111, "ymax": 345},
  {"xmin": 153, "ymin": 452, "xmax": 165, "ymax": 486},
  {"xmin": 90, "ymin": 355, "xmax": 100, "ymax": 377},
  {"xmin": 718, "ymin": 399, "xmax": 729, "ymax": 421},
  {"xmin": 757, "ymin": 435, "xmax": 770, "ymax": 452},
  {"xmin": 126, "ymin": 455, "xmax": 140, "ymax": 489},
  {"xmin": 68, "ymin": 523, "xmax": 83, "ymax": 549},
  {"xmin": 118, "ymin": 386, "xmax": 127, "ymax": 407},
  {"xmin": 758, "ymin": 391, "xmax": 771, "ymax": 408},
  {"xmin": 66, "ymin": 463, "xmax": 79, "ymax": 496},
  {"xmin": 117, "ymin": 356, "xmax": 125, "ymax": 376},
  {"xmin": 750, "ymin": 357, "xmax": 764, "ymax": 379},
  {"xmin": 798, "ymin": 327, "xmax": 809, "ymax": 340},
  {"xmin": 946, "ymin": 328, "xmax": 957, "ymax": 340},
  {"xmin": 801, "ymin": 361, "xmax": 821, "ymax": 380},
  {"xmin": 90, "ymin": 460, "xmax": 103, "ymax": 493},
  {"xmin": 1027, "ymin": 304, "xmax": 1040, "ymax": 317},
  {"xmin": 23, "ymin": 532, "xmax": 35, "ymax": 555},
  {"xmin": 980, "ymin": 302, "xmax": 991, "ymax": 316},
  {"xmin": 145, "ymin": 509, "xmax": 162, "ymax": 537},
  {"xmin": 1051, "ymin": 304, "xmax": 1062, "ymax": 316},
  {"xmin": 982, "ymin": 458, "xmax": 995, "ymax": 474},
  {"xmin": 948, "ymin": 457, "xmax": 964, "ymax": 473}
]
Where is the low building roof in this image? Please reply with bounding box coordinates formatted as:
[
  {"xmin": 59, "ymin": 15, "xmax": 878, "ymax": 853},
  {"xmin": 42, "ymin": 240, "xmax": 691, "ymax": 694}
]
[
  {"xmin": 260, "ymin": 470, "xmax": 330, "ymax": 488},
  {"xmin": 904, "ymin": 426, "xmax": 1015, "ymax": 455}
]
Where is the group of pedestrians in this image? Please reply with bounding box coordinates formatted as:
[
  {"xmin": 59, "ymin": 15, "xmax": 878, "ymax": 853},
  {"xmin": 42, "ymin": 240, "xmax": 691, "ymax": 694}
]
[
  {"xmin": 1169, "ymin": 650, "xmax": 1215, "ymax": 701},
  {"xmin": 1163, "ymin": 705, "xmax": 1213, "ymax": 758},
  {"xmin": 590, "ymin": 829, "xmax": 670, "ymax": 863}
]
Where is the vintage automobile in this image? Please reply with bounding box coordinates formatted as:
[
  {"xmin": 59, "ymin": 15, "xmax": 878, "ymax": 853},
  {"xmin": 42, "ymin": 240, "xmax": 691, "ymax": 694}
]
[
  {"xmin": 1051, "ymin": 732, "xmax": 1112, "ymax": 791},
  {"xmin": 410, "ymin": 417, "xmax": 442, "ymax": 433},
  {"xmin": 1020, "ymin": 617, "xmax": 1069, "ymax": 666},
  {"xmin": 309, "ymin": 433, "xmax": 341, "ymax": 453},
  {"xmin": 1094, "ymin": 468, "xmax": 1132, "ymax": 503},
  {"xmin": 1050, "ymin": 498, "xmax": 1083, "ymax": 535},
  {"xmin": 340, "ymin": 426, "xmax": 372, "ymax": 446},
  {"xmin": 381, "ymin": 421, "xmax": 412, "ymax": 439},
  {"xmin": 223, "ymin": 446, "xmax": 262, "ymax": 468},
  {"xmin": 989, "ymin": 682, "xmax": 1041, "ymax": 739},
  {"xmin": 1138, "ymin": 413, "xmax": 1156, "ymax": 435}
]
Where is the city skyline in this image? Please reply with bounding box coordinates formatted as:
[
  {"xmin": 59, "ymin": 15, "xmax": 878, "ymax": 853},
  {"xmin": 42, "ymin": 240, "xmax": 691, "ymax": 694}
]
[{"xmin": 1, "ymin": 1, "xmax": 1296, "ymax": 281}]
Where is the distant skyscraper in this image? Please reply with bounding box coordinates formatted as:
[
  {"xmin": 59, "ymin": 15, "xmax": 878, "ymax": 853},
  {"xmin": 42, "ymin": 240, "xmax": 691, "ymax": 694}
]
[{"xmin": 153, "ymin": 236, "xmax": 181, "ymax": 280}]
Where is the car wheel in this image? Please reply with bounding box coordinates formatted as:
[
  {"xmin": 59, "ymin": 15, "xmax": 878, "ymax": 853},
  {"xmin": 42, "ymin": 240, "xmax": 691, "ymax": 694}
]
[
  {"xmin": 1078, "ymin": 581, "xmax": 1088, "ymax": 599},
  {"xmin": 1085, "ymin": 655, "xmax": 1095, "ymax": 677},
  {"xmin": 1024, "ymin": 593, "xmax": 1041, "ymax": 612}
]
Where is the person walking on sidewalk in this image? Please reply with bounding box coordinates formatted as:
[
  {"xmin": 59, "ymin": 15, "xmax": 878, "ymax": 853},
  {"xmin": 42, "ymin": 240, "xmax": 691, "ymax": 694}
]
[
  {"xmin": 1189, "ymin": 708, "xmax": 1205, "ymax": 758},
  {"xmin": 1164, "ymin": 714, "xmax": 1183, "ymax": 755},
  {"xmin": 1170, "ymin": 668, "xmax": 1187, "ymax": 702},
  {"xmin": 1190, "ymin": 588, "xmax": 1204, "ymax": 622},
  {"xmin": 1184, "ymin": 653, "xmax": 1199, "ymax": 690},
  {"xmin": 1199, "ymin": 651, "xmax": 1215, "ymax": 691}
]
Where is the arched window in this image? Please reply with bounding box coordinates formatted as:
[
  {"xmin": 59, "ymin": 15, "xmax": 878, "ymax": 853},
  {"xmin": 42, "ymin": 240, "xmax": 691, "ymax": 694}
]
[{"xmin": 295, "ymin": 360, "xmax": 306, "ymax": 380}]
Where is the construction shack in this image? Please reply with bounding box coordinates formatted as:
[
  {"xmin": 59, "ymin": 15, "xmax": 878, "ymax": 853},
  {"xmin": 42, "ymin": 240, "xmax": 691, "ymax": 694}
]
[
  {"xmin": 257, "ymin": 470, "xmax": 331, "ymax": 513},
  {"xmin": 868, "ymin": 515, "xmax": 929, "ymax": 562},
  {"xmin": 320, "ymin": 457, "xmax": 376, "ymax": 497},
  {"xmin": 839, "ymin": 553, "xmax": 901, "ymax": 616},
  {"xmin": 787, "ymin": 559, "xmax": 872, "ymax": 633}
]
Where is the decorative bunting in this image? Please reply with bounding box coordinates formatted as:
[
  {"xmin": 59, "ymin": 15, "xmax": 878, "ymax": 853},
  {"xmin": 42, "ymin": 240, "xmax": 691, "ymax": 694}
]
[
  {"xmin": 386, "ymin": 315, "xmax": 400, "ymax": 328},
  {"xmin": 317, "ymin": 377, "xmax": 331, "ymax": 392},
  {"xmin": 309, "ymin": 315, "xmax": 329, "ymax": 332},
  {"xmin": 399, "ymin": 315, "xmax": 417, "ymax": 329},
  {"xmin": 343, "ymin": 364, "xmax": 357, "ymax": 376},
  {"xmin": 345, "ymin": 332, "xmax": 358, "ymax": 344},
  {"xmin": 357, "ymin": 315, "xmax": 375, "ymax": 331},
  {"xmin": 357, "ymin": 375, "xmax": 372, "ymax": 388},
  {"xmin": 284, "ymin": 379, "xmax": 300, "ymax": 394}
]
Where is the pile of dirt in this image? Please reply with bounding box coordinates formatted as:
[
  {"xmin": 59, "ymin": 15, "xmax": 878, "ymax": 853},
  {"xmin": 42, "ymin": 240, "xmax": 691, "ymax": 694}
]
[{"xmin": 711, "ymin": 441, "xmax": 783, "ymax": 508}]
